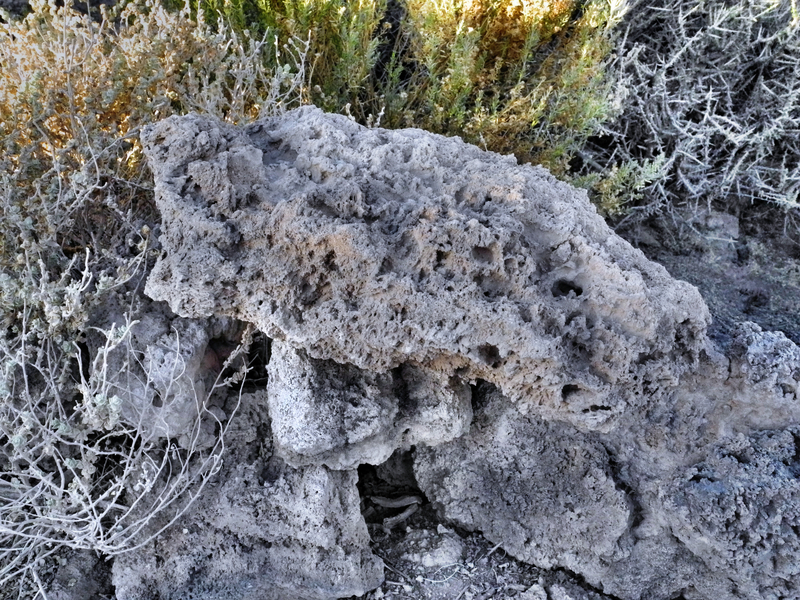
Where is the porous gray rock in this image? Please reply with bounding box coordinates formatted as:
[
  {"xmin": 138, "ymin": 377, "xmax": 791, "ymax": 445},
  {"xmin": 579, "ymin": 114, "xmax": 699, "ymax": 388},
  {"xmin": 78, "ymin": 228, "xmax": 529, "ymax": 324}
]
[
  {"xmin": 267, "ymin": 339, "xmax": 471, "ymax": 470},
  {"xmin": 729, "ymin": 321, "xmax": 800, "ymax": 396},
  {"xmin": 112, "ymin": 391, "xmax": 384, "ymax": 600},
  {"xmin": 665, "ymin": 427, "xmax": 800, "ymax": 599},
  {"xmin": 414, "ymin": 383, "xmax": 632, "ymax": 575},
  {"xmin": 141, "ymin": 106, "xmax": 708, "ymax": 433},
  {"xmin": 412, "ymin": 381, "xmax": 708, "ymax": 600},
  {"xmin": 414, "ymin": 342, "xmax": 800, "ymax": 600},
  {"xmin": 136, "ymin": 106, "xmax": 800, "ymax": 600}
]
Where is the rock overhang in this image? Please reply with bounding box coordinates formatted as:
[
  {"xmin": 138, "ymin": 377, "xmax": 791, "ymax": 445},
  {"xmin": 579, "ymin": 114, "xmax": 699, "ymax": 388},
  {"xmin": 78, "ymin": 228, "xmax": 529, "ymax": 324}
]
[{"xmin": 141, "ymin": 105, "xmax": 710, "ymax": 433}]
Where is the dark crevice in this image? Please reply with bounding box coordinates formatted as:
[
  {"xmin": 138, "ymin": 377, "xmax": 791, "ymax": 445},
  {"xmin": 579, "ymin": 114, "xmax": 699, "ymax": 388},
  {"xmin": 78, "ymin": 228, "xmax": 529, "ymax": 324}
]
[
  {"xmin": 377, "ymin": 256, "xmax": 394, "ymax": 276},
  {"xmin": 242, "ymin": 332, "xmax": 270, "ymax": 390},
  {"xmin": 258, "ymin": 454, "xmax": 286, "ymax": 487},
  {"xmin": 552, "ymin": 279, "xmax": 583, "ymax": 298},
  {"xmin": 391, "ymin": 365, "xmax": 413, "ymax": 414},
  {"xmin": 581, "ymin": 404, "xmax": 611, "ymax": 413},
  {"xmin": 604, "ymin": 447, "xmax": 645, "ymax": 532},
  {"xmin": 561, "ymin": 384, "xmax": 581, "ymax": 400},
  {"xmin": 472, "ymin": 246, "xmax": 494, "ymax": 263},
  {"xmin": 478, "ymin": 344, "xmax": 501, "ymax": 368},
  {"xmin": 470, "ymin": 379, "xmax": 496, "ymax": 414},
  {"xmin": 357, "ymin": 453, "xmax": 426, "ymax": 529}
]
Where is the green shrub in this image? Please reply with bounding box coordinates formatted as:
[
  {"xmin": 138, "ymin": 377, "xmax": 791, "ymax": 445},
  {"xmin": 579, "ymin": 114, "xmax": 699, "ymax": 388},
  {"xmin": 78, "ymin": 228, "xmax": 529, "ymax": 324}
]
[{"xmin": 194, "ymin": 0, "xmax": 628, "ymax": 179}]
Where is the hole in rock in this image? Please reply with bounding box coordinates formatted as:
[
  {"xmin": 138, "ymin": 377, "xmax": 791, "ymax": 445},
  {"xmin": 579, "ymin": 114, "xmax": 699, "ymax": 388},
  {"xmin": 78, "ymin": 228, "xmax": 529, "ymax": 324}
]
[
  {"xmin": 688, "ymin": 472, "xmax": 718, "ymax": 484},
  {"xmin": 561, "ymin": 384, "xmax": 581, "ymax": 400},
  {"xmin": 552, "ymin": 279, "xmax": 583, "ymax": 298},
  {"xmin": 518, "ymin": 305, "xmax": 533, "ymax": 323},
  {"xmin": 477, "ymin": 344, "xmax": 501, "ymax": 368},
  {"xmin": 205, "ymin": 331, "xmax": 246, "ymax": 376},
  {"xmin": 435, "ymin": 249, "xmax": 448, "ymax": 267},
  {"xmin": 243, "ymin": 331, "xmax": 271, "ymax": 389},
  {"xmin": 472, "ymin": 246, "xmax": 494, "ymax": 263},
  {"xmin": 391, "ymin": 366, "xmax": 413, "ymax": 413},
  {"xmin": 358, "ymin": 450, "xmax": 427, "ymax": 533},
  {"xmin": 258, "ymin": 455, "xmax": 286, "ymax": 486},
  {"xmin": 378, "ymin": 256, "xmax": 394, "ymax": 276},
  {"xmin": 581, "ymin": 405, "xmax": 611, "ymax": 413},
  {"xmin": 323, "ymin": 251, "xmax": 338, "ymax": 272},
  {"xmin": 470, "ymin": 379, "xmax": 497, "ymax": 413},
  {"xmin": 725, "ymin": 449, "xmax": 752, "ymax": 465},
  {"xmin": 152, "ymin": 395, "xmax": 165, "ymax": 408},
  {"xmin": 298, "ymin": 281, "xmax": 322, "ymax": 306}
]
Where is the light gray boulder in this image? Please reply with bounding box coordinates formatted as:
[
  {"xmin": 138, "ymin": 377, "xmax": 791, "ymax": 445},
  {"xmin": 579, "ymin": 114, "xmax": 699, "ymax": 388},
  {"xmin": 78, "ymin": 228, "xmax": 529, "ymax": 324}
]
[
  {"xmin": 141, "ymin": 106, "xmax": 708, "ymax": 433},
  {"xmin": 112, "ymin": 391, "xmax": 384, "ymax": 600},
  {"xmin": 135, "ymin": 106, "xmax": 800, "ymax": 600},
  {"xmin": 414, "ymin": 337, "xmax": 800, "ymax": 600},
  {"xmin": 414, "ymin": 383, "xmax": 632, "ymax": 575},
  {"xmin": 267, "ymin": 339, "xmax": 471, "ymax": 469}
]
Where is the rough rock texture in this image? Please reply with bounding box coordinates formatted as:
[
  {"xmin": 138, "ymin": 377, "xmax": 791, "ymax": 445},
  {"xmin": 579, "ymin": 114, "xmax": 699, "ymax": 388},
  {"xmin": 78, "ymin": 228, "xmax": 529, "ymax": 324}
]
[
  {"xmin": 112, "ymin": 391, "xmax": 383, "ymax": 600},
  {"xmin": 415, "ymin": 328, "xmax": 800, "ymax": 599},
  {"xmin": 414, "ymin": 383, "xmax": 632, "ymax": 578},
  {"xmin": 141, "ymin": 106, "xmax": 708, "ymax": 433},
  {"xmin": 131, "ymin": 106, "xmax": 800, "ymax": 600},
  {"xmin": 666, "ymin": 428, "xmax": 800, "ymax": 598},
  {"xmin": 267, "ymin": 340, "xmax": 471, "ymax": 469}
]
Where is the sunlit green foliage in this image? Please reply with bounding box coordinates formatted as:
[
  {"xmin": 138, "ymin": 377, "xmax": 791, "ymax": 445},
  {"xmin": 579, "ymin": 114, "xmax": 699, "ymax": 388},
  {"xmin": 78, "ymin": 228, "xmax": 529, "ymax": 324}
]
[{"xmin": 192, "ymin": 0, "xmax": 628, "ymax": 179}]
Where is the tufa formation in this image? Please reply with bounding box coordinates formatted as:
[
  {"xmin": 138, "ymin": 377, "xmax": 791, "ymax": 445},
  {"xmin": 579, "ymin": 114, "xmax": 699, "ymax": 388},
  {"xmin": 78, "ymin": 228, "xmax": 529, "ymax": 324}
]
[{"xmin": 111, "ymin": 106, "xmax": 800, "ymax": 600}]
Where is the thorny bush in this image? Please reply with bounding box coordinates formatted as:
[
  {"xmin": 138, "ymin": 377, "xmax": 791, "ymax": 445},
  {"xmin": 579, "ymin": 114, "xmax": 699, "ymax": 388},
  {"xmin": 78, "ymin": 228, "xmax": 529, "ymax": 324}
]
[
  {"xmin": 0, "ymin": 0, "xmax": 304, "ymax": 594},
  {"xmin": 579, "ymin": 0, "xmax": 800, "ymax": 222}
]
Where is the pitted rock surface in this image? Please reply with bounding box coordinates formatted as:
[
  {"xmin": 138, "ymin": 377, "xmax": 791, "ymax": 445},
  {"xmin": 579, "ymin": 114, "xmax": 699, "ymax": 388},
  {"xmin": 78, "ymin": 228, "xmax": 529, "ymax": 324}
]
[
  {"xmin": 414, "ymin": 383, "xmax": 632, "ymax": 575},
  {"xmin": 267, "ymin": 339, "xmax": 472, "ymax": 470},
  {"xmin": 130, "ymin": 107, "xmax": 800, "ymax": 600},
  {"xmin": 112, "ymin": 391, "xmax": 384, "ymax": 600},
  {"xmin": 141, "ymin": 106, "xmax": 708, "ymax": 433}
]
